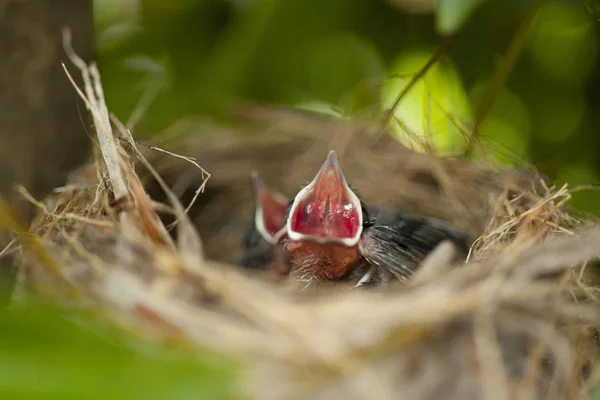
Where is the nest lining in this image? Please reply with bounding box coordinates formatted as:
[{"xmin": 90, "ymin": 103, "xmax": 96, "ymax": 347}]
[{"xmin": 7, "ymin": 37, "xmax": 600, "ymax": 400}]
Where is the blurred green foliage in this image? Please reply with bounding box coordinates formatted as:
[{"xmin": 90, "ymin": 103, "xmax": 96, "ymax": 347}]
[
  {"xmin": 381, "ymin": 50, "xmax": 472, "ymax": 154},
  {"xmin": 4, "ymin": 2, "xmax": 599, "ymax": 398},
  {"xmin": 94, "ymin": 0, "xmax": 600, "ymax": 213},
  {"xmin": 0, "ymin": 297, "xmax": 236, "ymax": 399},
  {"xmin": 436, "ymin": 0, "xmax": 488, "ymax": 34}
]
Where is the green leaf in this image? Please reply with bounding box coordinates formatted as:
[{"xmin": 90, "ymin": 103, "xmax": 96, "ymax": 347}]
[
  {"xmin": 305, "ymin": 33, "xmax": 386, "ymax": 114},
  {"xmin": 435, "ymin": 0, "xmax": 487, "ymax": 35},
  {"xmin": 381, "ymin": 50, "xmax": 473, "ymax": 155},
  {"xmin": 293, "ymin": 101, "xmax": 346, "ymax": 119},
  {"xmin": 555, "ymin": 162, "xmax": 600, "ymax": 215},
  {"xmin": 469, "ymin": 85, "xmax": 530, "ymax": 167},
  {"xmin": 0, "ymin": 301, "xmax": 236, "ymax": 399},
  {"xmin": 582, "ymin": 0, "xmax": 600, "ymax": 21},
  {"xmin": 528, "ymin": 2, "xmax": 597, "ymax": 85}
]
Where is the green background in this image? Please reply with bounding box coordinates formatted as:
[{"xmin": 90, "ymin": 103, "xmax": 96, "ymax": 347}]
[
  {"xmin": 4, "ymin": 1, "xmax": 600, "ymax": 399},
  {"xmin": 96, "ymin": 0, "xmax": 600, "ymax": 215}
]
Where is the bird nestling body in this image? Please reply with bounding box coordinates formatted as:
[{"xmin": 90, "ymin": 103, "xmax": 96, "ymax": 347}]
[{"xmin": 237, "ymin": 151, "xmax": 471, "ymax": 287}]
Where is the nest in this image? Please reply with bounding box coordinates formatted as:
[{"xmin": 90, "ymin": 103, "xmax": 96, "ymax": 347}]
[{"xmin": 7, "ymin": 39, "xmax": 600, "ymax": 400}]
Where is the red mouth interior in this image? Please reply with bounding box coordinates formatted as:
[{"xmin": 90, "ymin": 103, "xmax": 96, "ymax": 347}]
[
  {"xmin": 288, "ymin": 167, "xmax": 361, "ymax": 241},
  {"xmin": 257, "ymin": 186, "xmax": 288, "ymax": 239}
]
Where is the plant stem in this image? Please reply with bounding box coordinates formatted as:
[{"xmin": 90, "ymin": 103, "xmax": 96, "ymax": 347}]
[{"xmin": 381, "ymin": 37, "xmax": 452, "ymax": 132}]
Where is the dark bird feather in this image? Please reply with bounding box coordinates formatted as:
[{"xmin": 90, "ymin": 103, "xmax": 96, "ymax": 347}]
[{"xmin": 357, "ymin": 205, "xmax": 471, "ymax": 280}]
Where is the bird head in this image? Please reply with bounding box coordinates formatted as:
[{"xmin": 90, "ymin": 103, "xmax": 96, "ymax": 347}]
[
  {"xmin": 251, "ymin": 172, "xmax": 289, "ymax": 245},
  {"xmin": 285, "ymin": 151, "xmax": 363, "ymax": 280}
]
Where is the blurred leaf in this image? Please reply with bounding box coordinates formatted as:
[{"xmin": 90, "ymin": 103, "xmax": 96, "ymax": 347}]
[
  {"xmin": 195, "ymin": 0, "xmax": 279, "ymax": 107},
  {"xmin": 123, "ymin": 55, "xmax": 170, "ymax": 93},
  {"xmin": 435, "ymin": 0, "xmax": 487, "ymax": 35},
  {"xmin": 556, "ymin": 162, "xmax": 600, "ymax": 213},
  {"xmin": 582, "ymin": 0, "xmax": 600, "ymax": 20},
  {"xmin": 470, "ymin": 85, "xmax": 530, "ymax": 167},
  {"xmin": 306, "ymin": 34, "xmax": 385, "ymax": 114},
  {"xmin": 381, "ymin": 50, "xmax": 472, "ymax": 154},
  {"xmin": 97, "ymin": 23, "xmax": 143, "ymax": 53},
  {"xmin": 94, "ymin": 0, "xmax": 140, "ymax": 31},
  {"xmin": 529, "ymin": 88, "xmax": 585, "ymax": 144},
  {"xmin": 294, "ymin": 100, "xmax": 346, "ymax": 119},
  {"xmin": 94, "ymin": 0, "xmax": 600, "ymax": 219},
  {"xmin": 0, "ymin": 301, "xmax": 235, "ymax": 399},
  {"xmin": 528, "ymin": 2, "xmax": 597, "ymax": 85}
]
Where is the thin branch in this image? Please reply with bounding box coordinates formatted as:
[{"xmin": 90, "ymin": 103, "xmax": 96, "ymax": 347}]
[
  {"xmin": 380, "ymin": 37, "xmax": 451, "ymax": 132},
  {"xmin": 61, "ymin": 28, "xmax": 129, "ymax": 202}
]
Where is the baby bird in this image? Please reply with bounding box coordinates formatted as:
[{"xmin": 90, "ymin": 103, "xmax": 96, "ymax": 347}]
[{"xmin": 238, "ymin": 151, "xmax": 471, "ymax": 286}]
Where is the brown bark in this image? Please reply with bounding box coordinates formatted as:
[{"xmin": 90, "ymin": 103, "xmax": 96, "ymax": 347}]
[{"xmin": 0, "ymin": 0, "xmax": 95, "ymax": 295}]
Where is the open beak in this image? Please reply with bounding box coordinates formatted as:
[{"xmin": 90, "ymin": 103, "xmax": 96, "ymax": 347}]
[
  {"xmin": 251, "ymin": 172, "xmax": 289, "ymax": 244},
  {"xmin": 287, "ymin": 151, "xmax": 363, "ymax": 246}
]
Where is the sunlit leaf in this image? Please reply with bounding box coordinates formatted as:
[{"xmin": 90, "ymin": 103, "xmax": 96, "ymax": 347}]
[
  {"xmin": 381, "ymin": 50, "xmax": 472, "ymax": 155},
  {"xmin": 435, "ymin": 0, "xmax": 487, "ymax": 35}
]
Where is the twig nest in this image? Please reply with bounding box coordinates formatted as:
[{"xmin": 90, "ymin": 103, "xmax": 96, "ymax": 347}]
[{"xmin": 12, "ymin": 43, "xmax": 600, "ymax": 400}]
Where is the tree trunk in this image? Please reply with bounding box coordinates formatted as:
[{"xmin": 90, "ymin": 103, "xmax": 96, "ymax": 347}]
[{"xmin": 0, "ymin": 0, "xmax": 95, "ymax": 298}]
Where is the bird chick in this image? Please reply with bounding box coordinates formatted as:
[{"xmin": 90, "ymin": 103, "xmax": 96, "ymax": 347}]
[{"xmin": 238, "ymin": 151, "xmax": 472, "ymax": 287}]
